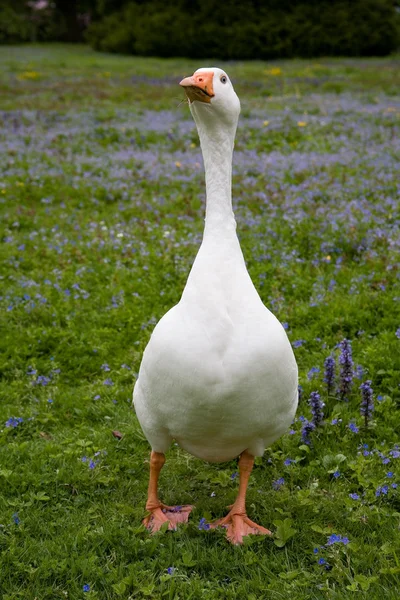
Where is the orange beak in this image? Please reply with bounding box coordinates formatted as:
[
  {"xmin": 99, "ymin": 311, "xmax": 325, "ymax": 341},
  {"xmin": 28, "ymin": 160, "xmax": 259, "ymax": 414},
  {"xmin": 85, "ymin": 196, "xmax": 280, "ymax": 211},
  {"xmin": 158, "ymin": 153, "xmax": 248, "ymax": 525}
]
[{"xmin": 179, "ymin": 71, "xmax": 214, "ymax": 104}]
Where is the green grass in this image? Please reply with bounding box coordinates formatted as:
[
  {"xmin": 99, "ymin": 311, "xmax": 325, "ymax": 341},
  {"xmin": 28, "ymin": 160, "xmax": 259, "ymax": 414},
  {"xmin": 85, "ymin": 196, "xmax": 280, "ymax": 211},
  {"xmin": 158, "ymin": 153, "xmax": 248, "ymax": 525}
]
[{"xmin": 0, "ymin": 44, "xmax": 400, "ymax": 599}]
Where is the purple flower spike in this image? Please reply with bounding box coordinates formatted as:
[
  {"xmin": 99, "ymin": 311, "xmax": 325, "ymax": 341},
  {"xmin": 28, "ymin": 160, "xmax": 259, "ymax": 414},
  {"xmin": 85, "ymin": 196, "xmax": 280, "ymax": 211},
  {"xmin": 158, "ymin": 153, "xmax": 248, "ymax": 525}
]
[
  {"xmin": 360, "ymin": 380, "xmax": 374, "ymax": 427},
  {"xmin": 324, "ymin": 355, "xmax": 335, "ymax": 395},
  {"xmin": 309, "ymin": 391, "xmax": 324, "ymax": 427},
  {"xmin": 339, "ymin": 339, "xmax": 353, "ymax": 400},
  {"xmin": 301, "ymin": 419, "xmax": 315, "ymax": 445}
]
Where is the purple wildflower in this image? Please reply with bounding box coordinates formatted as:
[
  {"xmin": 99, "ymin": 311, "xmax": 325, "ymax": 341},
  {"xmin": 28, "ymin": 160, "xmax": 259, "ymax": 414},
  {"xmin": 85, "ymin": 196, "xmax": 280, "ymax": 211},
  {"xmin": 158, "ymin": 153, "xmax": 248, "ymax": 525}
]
[
  {"xmin": 230, "ymin": 472, "xmax": 238, "ymax": 480},
  {"xmin": 349, "ymin": 493, "xmax": 360, "ymax": 500},
  {"xmin": 292, "ymin": 340, "xmax": 306, "ymax": 348},
  {"xmin": 301, "ymin": 419, "xmax": 315, "ymax": 445},
  {"xmin": 307, "ymin": 367, "xmax": 320, "ymax": 380},
  {"xmin": 333, "ymin": 470, "xmax": 340, "ymax": 478},
  {"xmin": 101, "ymin": 363, "xmax": 110, "ymax": 371},
  {"xmin": 396, "ymin": 328, "xmax": 400, "ymax": 339},
  {"xmin": 298, "ymin": 385, "xmax": 303, "ymax": 402},
  {"xmin": 324, "ymin": 355, "xmax": 335, "ymax": 395},
  {"xmin": 198, "ymin": 517, "xmax": 210, "ymax": 530},
  {"xmin": 309, "ymin": 391, "xmax": 324, "ymax": 427},
  {"xmin": 5, "ymin": 417, "xmax": 23, "ymax": 428},
  {"xmin": 83, "ymin": 584, "xmax": 90, "ymax": 592},
  {"xmin": 348, "ymin": 422, "xmax": 359, "ymax": 433},
  {"xmin": 326, "ymin": 534, "xmax": 349, "ymax": 546},
  {"xmin": 35, "ymin": 375, "xmax": 51, "ymax": 386},
  {"xmin": 284, "ymin": 458, "xmax": 295, "ymax": 466},
  {"xmin": 167, "ymin": 567, "xmax": 175, "ymax": 575},
  {"xmin": 272, "ymin": 477, "xmax": 285, "ymax": 490},
  {"xmin": 376, "ymin": 485, "xmax": 389, "ymax": 497},
  {"xmin": 103, "ymin": 378, "xmax": 113, "ymax": 386},
  {"xmin": 360, "ymin": 380, "xmax": 374, "ymax": 427},
  {"xmin": 339, "ymin": 339, "xmax": 353, "ymax": 400}
]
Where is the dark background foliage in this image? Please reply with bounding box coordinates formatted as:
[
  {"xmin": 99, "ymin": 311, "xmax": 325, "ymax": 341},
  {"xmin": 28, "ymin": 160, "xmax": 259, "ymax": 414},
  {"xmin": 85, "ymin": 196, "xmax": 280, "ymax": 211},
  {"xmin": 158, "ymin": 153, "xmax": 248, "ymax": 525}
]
[{"xmin": 1, "ymin": 0, "xmax": 400, "ymax": 58}]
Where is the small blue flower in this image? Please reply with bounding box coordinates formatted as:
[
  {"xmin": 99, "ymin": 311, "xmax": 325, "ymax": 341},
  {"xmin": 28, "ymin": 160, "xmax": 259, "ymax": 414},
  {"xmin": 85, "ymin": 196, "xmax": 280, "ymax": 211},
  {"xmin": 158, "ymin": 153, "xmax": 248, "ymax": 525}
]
[
  {"xmin": 392, "ymin": 483, "xmax": 398, "ymax": 489},
  {"xmin": 307, "ymin": 367, "xmax": 320, "ymax": 380},
  {"xmin": 387, "ymin": 472, "xmax": 394, "ymax": 478},
  {"xmin": 395, "ymin": 328, "xmax": 400, "ymax": 339},
  {"xmin": 313, "ymin": 547, "xmax": 319, "ymax": 554},
  {"xmin": 93, "ymin": 394, "xmax": 101, "ymax": 400},
  {"xmin": 284, "ymin": 458, "xmax": 295, "ymax": 466},
  {"xmin": 326, "ymin": 533, "xmax": 349, "ymax": 546},
  {"xmin": 12, "ymin": 513, "xmax": 20, "ymax": 525},
  {"xmin": 101, "ymin": 363, "xmax": 110, "ymax": 371},
  {"xmin": 333, "ymin": 471, "xmax": 340, "ymax": 479},
  {"xmin": 348, "ymin": 422, "xmax": 359, "ymax": 433},
  {"xmin": 198, "ymin": 518, "xmax": 210, "ymax": 531},
  {"xmin": 83, "ymin": 584, "xmax": 90, "ymax": 592},
  {"xmin": 318, "ymin": 558, "xmax": 326, "ymax": 565},
  {"xmin": 167, "ymin": 567, "xmax": 175, "ymax": 575},
  {"xmin": 272, "ymin": 477, "xmax": 285, "ymax": 490},
  {"xmin": 349, "ymin": 493, "xmax": 360, "ymax": 500},
  {"xmin": 5, "ymin": 417, "xmax": 24, "ymax": 428},
  {"xmin": 230, "ymin": 472, "xmax": 238, "ymax": 480},
  {"xmin": 103, "ymin": 379, "xmax": 113, "ymax": 386},
  {"xmin": 292, "ymin": 340, "xmax": 305, "ymax": 348},
  {"xmin": 376, "ymin": 485, "xmax": 389, "ymax": 497}
]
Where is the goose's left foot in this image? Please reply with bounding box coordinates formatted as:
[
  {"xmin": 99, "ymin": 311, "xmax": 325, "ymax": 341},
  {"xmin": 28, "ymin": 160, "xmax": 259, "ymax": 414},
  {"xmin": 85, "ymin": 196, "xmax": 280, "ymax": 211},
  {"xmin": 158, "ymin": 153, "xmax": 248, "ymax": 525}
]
[
  {"xmin": 211, "ymin": 510, "xmax": 271, "ymax": 545},
  {"xmin": 211, "ymin": 449, "xmax": 271, "ymax": 545},
  {"xmin": 143, "ymin": 504, "xmax": 193, "ymax": 532}
]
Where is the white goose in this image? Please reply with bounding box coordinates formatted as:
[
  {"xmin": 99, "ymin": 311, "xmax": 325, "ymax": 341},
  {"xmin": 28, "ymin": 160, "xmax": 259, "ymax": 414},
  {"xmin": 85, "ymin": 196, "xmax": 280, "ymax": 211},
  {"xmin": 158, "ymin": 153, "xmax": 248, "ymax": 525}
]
[{"xmin": 133, "ymin": 68, "xmax": 298, "ymax": 544}]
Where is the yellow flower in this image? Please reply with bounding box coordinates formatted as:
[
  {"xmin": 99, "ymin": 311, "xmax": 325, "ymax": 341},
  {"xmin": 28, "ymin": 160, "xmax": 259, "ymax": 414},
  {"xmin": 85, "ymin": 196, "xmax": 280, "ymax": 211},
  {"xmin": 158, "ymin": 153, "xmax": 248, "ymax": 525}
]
[
  {"xmin": 263, "ymin": 120, "xmax": 269, "ymax": 126},
  {"xmin": 325, "ymin": 255, "xmax": 331, "ymax": 262},
  {"xmin": 190, "ymin": 143, "xmax": 196, "ymax": 149},
  {"xmin": 264, "ymin": 67, "xmax": 282, "ymax": 76},
  {"xmin": 175, "ymin": 161, "xmax": 182, "ymax": 168},
  {"xmin": 17, "ymin": 71, "xmax": 40, "ymax": 80},
  {"xmin": 1, "ymin": 189, "xmax": 6, "ymax": 194},
  {"xmin": 297, "ymin": 121, "xmax": 307, "ymax": 127},
  {"xmin": 16, "ymin": 182, "xmax": 24, "ymax": 187}
]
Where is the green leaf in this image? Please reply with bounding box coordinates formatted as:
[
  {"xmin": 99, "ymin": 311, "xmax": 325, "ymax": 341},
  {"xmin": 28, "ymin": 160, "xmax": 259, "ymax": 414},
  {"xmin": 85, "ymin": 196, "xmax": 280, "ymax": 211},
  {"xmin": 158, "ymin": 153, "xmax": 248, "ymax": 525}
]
[
  {"xmin": 273, "ymin": 518, "xmax": 297, "ymax": 547},
  {"xmin": 112, "ymin": 582, "xmax": 127, "ymax": 595},
  {"xmin": 181, "ymin": 551, "xmax": 196, "ymax": 567},
  {"xmin": 298, "ymin": 445, "xmax": 310, "ymax": 453}
]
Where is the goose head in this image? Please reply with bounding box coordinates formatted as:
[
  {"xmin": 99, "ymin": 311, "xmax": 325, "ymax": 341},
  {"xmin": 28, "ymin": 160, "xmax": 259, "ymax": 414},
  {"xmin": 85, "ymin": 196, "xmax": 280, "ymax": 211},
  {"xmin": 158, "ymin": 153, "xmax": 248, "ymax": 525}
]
[{"xmin": 180, "ymin": 68, "xmax": 240, "ymax": 130}]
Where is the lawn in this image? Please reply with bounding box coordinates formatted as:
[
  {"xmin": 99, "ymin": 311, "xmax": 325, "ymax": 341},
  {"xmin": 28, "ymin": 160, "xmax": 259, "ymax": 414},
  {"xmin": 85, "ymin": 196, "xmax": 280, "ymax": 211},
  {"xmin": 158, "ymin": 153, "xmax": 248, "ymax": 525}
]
[{"xmin": 0, "ymin": 44, "xmax": 400, "ymax": 599}]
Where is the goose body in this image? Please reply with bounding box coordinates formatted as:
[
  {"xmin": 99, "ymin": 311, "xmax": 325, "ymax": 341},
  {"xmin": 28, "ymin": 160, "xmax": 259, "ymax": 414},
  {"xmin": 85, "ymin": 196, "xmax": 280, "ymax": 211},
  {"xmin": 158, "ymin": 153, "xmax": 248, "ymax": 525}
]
[
  {"xmin": 134, "ymin": 68, "xmax": 298, "ymax": 543},
  {"xmin": 134, "ymin": 226, "xmax": 297, "ymax": 462}
]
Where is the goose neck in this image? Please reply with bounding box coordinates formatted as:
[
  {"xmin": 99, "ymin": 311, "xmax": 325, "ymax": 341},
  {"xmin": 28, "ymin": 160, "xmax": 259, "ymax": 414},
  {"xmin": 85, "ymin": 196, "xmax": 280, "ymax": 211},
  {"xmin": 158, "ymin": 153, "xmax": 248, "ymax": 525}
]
[{"xmin": 197, "ymin": 121, "xmax": 236, "ymax": 232}]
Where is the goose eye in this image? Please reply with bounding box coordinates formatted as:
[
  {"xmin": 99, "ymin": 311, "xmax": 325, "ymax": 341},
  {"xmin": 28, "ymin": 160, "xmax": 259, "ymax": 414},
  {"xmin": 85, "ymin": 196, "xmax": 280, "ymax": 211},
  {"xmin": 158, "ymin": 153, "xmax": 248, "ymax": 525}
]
[{"xmin": 220, "ymin": 75, "xmax": 227, "ymax": 84}]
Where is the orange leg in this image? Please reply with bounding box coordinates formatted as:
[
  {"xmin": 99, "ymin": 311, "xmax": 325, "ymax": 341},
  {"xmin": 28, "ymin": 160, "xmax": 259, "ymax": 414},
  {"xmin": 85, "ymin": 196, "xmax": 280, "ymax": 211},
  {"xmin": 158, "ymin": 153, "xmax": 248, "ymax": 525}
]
[
  {"xmin": 143, "ymin": 451, "xmax": 193, "ymax": 533},
  {"xmin": 210, "ymin": 450, "xmax": 271, "ymax": 545}
]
